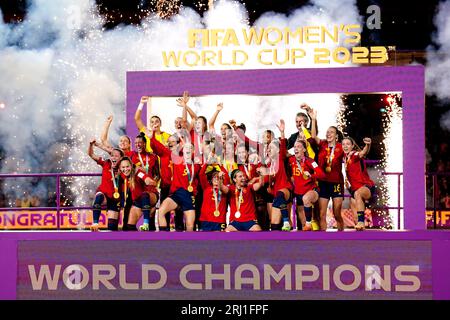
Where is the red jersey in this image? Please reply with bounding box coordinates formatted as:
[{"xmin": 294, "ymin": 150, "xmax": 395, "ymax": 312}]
[
  {"xmin": 129, "ymin": 150, "xmax": 160, "ymax": 181},
  {"xmin": 95, "ymin": 158, "xmax": 118, "ymax": 199},
  {"xmin": 263, "ymin": 138, "xmax": 292, "ymax": 195},
  {"xmin": 228, "ymin": 184, "xmax": 257, "ymax": 222},
  {"xmin": 344, "ymin": 152, "xmax": 375, "ymax": 191},
  {"xmin": 288, "ymin": 156, "xmax": 325, "ymax": 195},
  {"xmin": 171, "ymin": 161, "xmax": 201, "ymax": 195},
  {"xmin": 150, "ymin": 136, "xmax": 173, "ymax": 187},
  {"xmin": 121, "ymin": 168, "xmax": 158, "ymax": 201},
  {"xmin": 199, "ymin": 187, "xmax": 228, "ymax": 223},
  {"xmin": 317, "ymin": 140, "xmax": 344, "ymax": 183},
  {"xmin": 124, "ymin": 150, "xmax": 133, "ymax": 158}
]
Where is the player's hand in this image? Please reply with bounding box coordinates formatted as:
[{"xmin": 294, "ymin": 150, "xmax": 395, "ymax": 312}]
[
  {"xmin": 300, "ymin": 103, "xmax": 310, "ymax": 112},
  {"xmin": 276, "ymin": 119, "xmax": 285, "ymax": 133},
  {"xmin": 140, "ymin": 96, "xmax": 149, "ymax": 104},
  {"xmin": 216, "ymin": 103, "xmax": 223, "ymax": 111},
  {"xmin": 363, "ymin": 137, "xmax": 371, "ymax": 145}
]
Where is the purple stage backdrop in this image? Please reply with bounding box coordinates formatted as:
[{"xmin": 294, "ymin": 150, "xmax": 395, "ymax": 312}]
[
  {"xmin": 1, "ymin": 231, "xmax": 450, "ymax": 300},
  {"xmin": 126, "ymin": 66, "xmax": 425, "ymax": 230}
]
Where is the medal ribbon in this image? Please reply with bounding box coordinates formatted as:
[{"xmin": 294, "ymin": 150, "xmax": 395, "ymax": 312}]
[
  {"xmin": 138, "ymin": 153, "xmax": 149, "ymax": 174},
  {"xmin": 326, "ymin": 144, "xmax": 336, "ymax": 167},
  {"xmin": 235, "ymin": 188, "xmax": 243, "ymax": 213},
  {"xmin": 185, "ymin": 161, "xmax": 194, "ymax": 187},
  {"xmin": 343, "ymin": 151, "xmax": 353, "ymax": 186},
  {"xmin": 296, "ymin": 157, "xmax": 304, "ymax": 175},
  {"xmin": 213, "ymin": 188, "xmax": 221, "ymax": 213},
  {"xmin": 110, "ymin": 161, "xmax": 119, "ymax": 191},
  {"xmin": 243, "ymin": 163, "xmax": 251, "ymax": 179}
]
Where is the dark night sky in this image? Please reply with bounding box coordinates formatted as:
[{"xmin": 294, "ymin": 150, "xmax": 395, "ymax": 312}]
[{"xmin": 0, "ymin": 0, "xmax": 441, "ymax": 50}]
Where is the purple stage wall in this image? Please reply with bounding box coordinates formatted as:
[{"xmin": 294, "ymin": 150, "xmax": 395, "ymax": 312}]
[
  {"xmin": 1, "ymin": 231, "xmax": 449, "ymax": 300},
  {"xmin": 126, "ymin": 66, "xmax": 425, "ymax": 230}
]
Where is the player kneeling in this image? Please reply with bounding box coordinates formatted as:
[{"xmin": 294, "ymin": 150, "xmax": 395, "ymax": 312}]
[
  {"xmin": 221, "ymin": 169, "xmax": 263, "ymax": 232},
  {"xmin": 342, "ymin": 137, "xmax": 376, "ymax": 231}
]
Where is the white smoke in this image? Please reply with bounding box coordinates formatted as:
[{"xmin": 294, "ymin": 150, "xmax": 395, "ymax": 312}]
[
  {"xmin": 426, "ymin": 0, "xmax": 450, "ymax": 130},
  {"xmin": 0, "ymin": 0, "xmax": 362, "ymax": 205}
]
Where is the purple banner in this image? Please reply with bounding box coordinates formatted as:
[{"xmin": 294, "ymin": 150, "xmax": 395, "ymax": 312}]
[{"xmin": 17, "ymin": 239, "xmax": 432, "ymax": 300}]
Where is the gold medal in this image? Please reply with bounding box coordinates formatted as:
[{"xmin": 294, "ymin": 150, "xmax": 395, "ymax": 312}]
[
  {"xmin": 235, "ymin": 211, "xmax": 241, "ymax": 219},
  {"xmin": 325, "ymin": 166, "xmax": 331, "ymax": 173},
  {"xmin": 113, "ymin": 192, "xmax": 120, "ymax": 199},
  {"xmin": 303, "ymin": 173, "xmax": 309, "ymax": 180},
  {"xmin": 187, "ymin": 185, "xmax": 194, "ymax": 192},
  {"xmin": 214, "ymin": 210, "xmax": 220, "ymax": 217}
]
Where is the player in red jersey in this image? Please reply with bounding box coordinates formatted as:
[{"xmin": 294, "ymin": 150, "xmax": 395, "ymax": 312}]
[
  {"xmin": 198, "ymin": 166, "xmax": 229, "ymax": 231},
  {"xmin": 208, "ymin": 102, "xmax": 237, "ymax": 166},
  {"xmin": 157, "ymin": 142, "xmax": 201, "ymax": 232},
  {"xmin": 129, "ymin": 132, "xmax": 159, "ymax": 175},
  {"xmin": 342, "ymin": 137, "xmax": 375, "ymax": 231},
  {"xmin": 93, "ymin": 116, "xmax": 133, "ymax": 230},
  {"xmin": 127, "ymin": 132, "xmax": 160, "ymax": 230},
  {"xmin": 88, "ymin": 140, "xmax": 124, "ymax": 231},
  {"xmin": 117, "ymin": 157, "xmax": 159, "ymax": 231},
  {"xmin": 310, "ymin": 109, "xmax": 345, "ymax": 231},
  {"xmin": 258, "ymin": 120, "xmax": 293, "ymax": 231},
  {"xmin": 236, "ymin": 145, "xmax": 271, "ymax": 230},
  {"xmin": 230, "ymin": 120, "xmax": 275, "ymax": 230},
  {"xmin": 221, "ymin": 169, "xmax": 263, "ymax": 232},
  {"xmin": 288, "ymin": 140, "xmax": 325, "ymax": 231}
]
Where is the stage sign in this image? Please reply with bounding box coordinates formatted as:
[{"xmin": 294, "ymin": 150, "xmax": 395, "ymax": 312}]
[
  {"xmin": 17, "ymin": 240, "xmax": 432, "ymax": 300},
  {"xmin": 426, "ymin": 210, "xmax": 450, "ymax": 228},
  {"xmin": 0, "ymin": 210, "xmax": 107, "ymax": 230}
]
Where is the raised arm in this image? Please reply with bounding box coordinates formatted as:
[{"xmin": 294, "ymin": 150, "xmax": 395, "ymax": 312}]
[
  {"xmin": 309, "ymin": 108, "xmax": 320, "ymax": 145},
  {"xmin": 359, "ymin": 137, "xmax": 372, "ymax": 159},
  {"xmin": 229, "ymin": 119, "xmax": 259, "ymax": 150},
  {"xmin": 100, "ymin": 115, "xmax": 113, "ymax": 147},
  {"xmin": 177, "ymin": 91, "xmax": 195, "ymax": 132},
  {"xmin": 208, "ymin": 103, "xmax": 223, "ymax": 132},
  {"xmin": 276, "ymin": 119, "xmax": 285, "ymax": 139},
  {"xmin": 88, "ymin": 139, "xmax": 100, "ymax": 162},
  {"xmin": 135, "ymin": 96, "xmax": 149, "ymax": 131},
  {"xmin": 94, "ymin": 140, "xmax": 113, "ymax": 154}
]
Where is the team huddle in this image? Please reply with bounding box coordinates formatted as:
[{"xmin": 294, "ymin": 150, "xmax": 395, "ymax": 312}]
[{"xmin": 88, "ymin": 92, "xmax": 375, "ymax": 232}]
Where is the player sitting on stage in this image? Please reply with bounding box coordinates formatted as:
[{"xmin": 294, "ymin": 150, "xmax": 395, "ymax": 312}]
[
  {"xmin": 117, "ymin": 157, "xmax": 159, "ymax": 231},
  {"xmin": 220, "ymin": 169, "xmax": 263, "ymax": 232},
  {"xmin": 198, "ymin": 166, "xmax": 230, "ymax": 231},
  {"xmin": 288, "ymin": 140, "xmax": 325, "ymax": 231},
  {"xmin": 88, "ymin": 139, "xmax": 124, "ymax": 231},
  {"xmin": 342, "ymin": 137, "xmax": 376, "ymax": 231}
]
